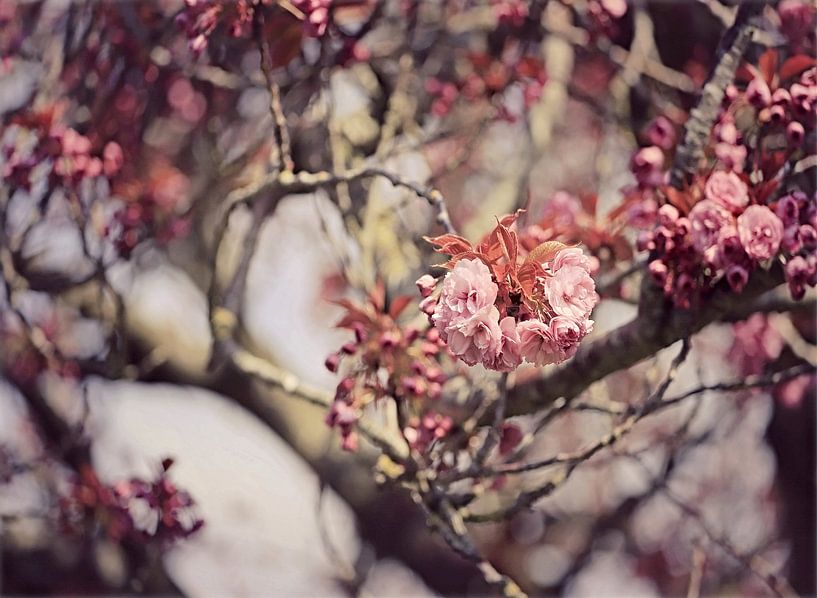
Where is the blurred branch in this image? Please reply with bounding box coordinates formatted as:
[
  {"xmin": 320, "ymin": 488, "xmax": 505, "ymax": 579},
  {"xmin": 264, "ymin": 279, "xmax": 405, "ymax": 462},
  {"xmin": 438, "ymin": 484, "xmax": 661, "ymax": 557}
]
[
  {"xmin": 662, "ymin": 488, "xmax": 796, "ymax": 597},
  {"xmin": 464, "ymin": 340, "xmax": 689, "ymax": 522},
  {"xmin": 254, "ymin": 10, "xmax": 294, "ymax": 172}
]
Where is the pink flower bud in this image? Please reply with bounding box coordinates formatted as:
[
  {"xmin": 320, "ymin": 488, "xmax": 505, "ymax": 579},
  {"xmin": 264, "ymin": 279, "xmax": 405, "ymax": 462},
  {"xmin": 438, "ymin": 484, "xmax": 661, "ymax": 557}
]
[
  {"xmin": 415, "ymin": 274, "xmax": 437, "ymax": 297},
  {"xmin": 324, "ymin": 353, "xmax": 341, "ymax": 373},
  {"xmin": 648, "ymin": 259, "xmax": 669, "ymax": 286},
  {"xmin": 726, "ymin": 264, "xmax": 750, "ymax": 293},
  {"xmin": 768, "ymin": 104, "xmax": 787, "ymax": 123},
  {"xmin": 786, "ymin": 121, "xmax": 805, "ymax": 147},
  {"xmin": 658, "ymin": 204, "xmax": 679, "ymax": 226},
  {"xmin": 746, "ymin": 78, "xmax": 772, "ymax": 108},
  {"xmin": 800, "ymin": 224, "xmax": 817, "ymax": 249},
  {"xmin": 772, "ymin": 88, "xmax": 792, "ymax": 106}
]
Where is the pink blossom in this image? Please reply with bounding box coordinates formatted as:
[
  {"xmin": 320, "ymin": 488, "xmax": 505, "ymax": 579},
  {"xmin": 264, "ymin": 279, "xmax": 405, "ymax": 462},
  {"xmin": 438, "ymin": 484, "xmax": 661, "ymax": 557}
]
[
  {"xmin": 551, "ymin": 246, "xmax": 592, "ymax": 271},
  {"xmin": 776, "ymin": 194, "xmax": 802, "ymax": 226},
  {"xmin": 645, "ymin": 116, "xmax": 676, "ymax": 150},
  {"xmin": 737, "ymin": 205, "xmax": 784, "ymax": 261},
  {"xmin": 433, "ymin": 258, "xmax": 498, "ymax": 332},
  {"xmin": 704, "ymin": 171, "xmax": 749, "ymax": 213},
  {"xmin": 548, "ymin": 315, "xmax": 588, "ymax": 360},
  {"xmin": 631, "ymin": 146, "xmax": 666, "ymax": 187},
  {"xmin": 714, "ymin": 142, "xmax": 747, "ymax": 172},
  {"xmin": 487, "ymin": 316, "xmax": 523, "ymax": 372},
  {"xmin": 689, "ymin": 200, "xmax": 735, "ymax": 253},
  {"xmin": 445, "ymin": 306, "xmax": 502, "ymax": 366},
  {"xmin": 715, "ymin": 226, "xmax": 748, "ymax": 267},
  {"xmin": 785, "ymin": 255, "xmax": 813, "ymax": 300},
  {"xmin": 544, "ymin": 265, "xmax": 598, "ymax": 321},
  {"xmin": 517, "ymin": 319, "xmax": 560, "ymax": 366}
]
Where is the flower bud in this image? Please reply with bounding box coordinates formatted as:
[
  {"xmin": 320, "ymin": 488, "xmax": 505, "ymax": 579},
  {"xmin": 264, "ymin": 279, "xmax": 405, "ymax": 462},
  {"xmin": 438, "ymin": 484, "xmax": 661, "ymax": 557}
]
[
  {"xmin": 786, "ymin": 121, "xmax": 805, "ymax": 147},
  {"xmin": 415, "ymin": 274, "xmax": 437, "ymax": 298}
]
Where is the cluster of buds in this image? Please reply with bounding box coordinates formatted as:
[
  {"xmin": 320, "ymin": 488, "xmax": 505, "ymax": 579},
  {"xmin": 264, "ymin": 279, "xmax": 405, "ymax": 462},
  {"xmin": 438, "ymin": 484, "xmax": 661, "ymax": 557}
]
[
  {"xmin": 108, "ymin": 160, "xmax": 192, "ymax": 257},
  {"xmin": 583, "ymin": 0, "xmax": 628, "ymax": 40},
  {"xmin": 1, "ymin": 110, "xmax": 123, "ymax": 194},
  {"xmin": 292, "ymin": 0, "xmax": 333, "ymax": 37},
  {"xmin": 492, "ymin": 0, "xmax": 529, "ymax": 28},
  {"xmin": 423, "ymin": 213, "xmax": 598, "ymax": 371},
  {"xmin": 325, "ymin": 284, "xmax": 449, "ymax": 451},
  {"xmin": 777, "ymin": 191, "xmax": 817, "ymax": 299},
  {"xmin": 640, "ymin": 170, "xmax": 814, "ymax": 307},
  {"xmin": 425, "ymin": 47, "xmax": 546, "ymax": 119},
  {"xmin": 110, "ymin": 195, "xmax": 190, "ymax": 257},
  {"xmin": 630, "ymin": 116, "xmax": 683, "ymax": 190},
  {"xmin": 176, "ymin": 0, "xmax": 264, "ymax": 54},
  {"xmin": 60, "ymin": 460, "xmax": 202, "ymax": 546},
  {"xmin": 176, "ymin": 0, "xmax": 331, "ymax": 54},
  {"xmin": 402, "ymin": 410, "xmax": 454, "ymax": 454},
  {"xmin": 742, "ymin": 63, "xmax": 816, "ymax": 150},
  {"xmin": 713, "ymin": 112, "xmax": 748, "ymax": 172}
]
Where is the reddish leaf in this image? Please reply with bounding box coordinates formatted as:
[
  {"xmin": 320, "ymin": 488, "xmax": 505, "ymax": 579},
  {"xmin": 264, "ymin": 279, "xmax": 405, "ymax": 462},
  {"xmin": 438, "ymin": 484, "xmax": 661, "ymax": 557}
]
[
  {"xmin": 579, "ymin": 193, "xmax": 598, "ymax": 218},
  {"xmin": 760, "ymin": 150, "xmax": 788, "ymax": 182},
  {"xmin": 662, "ymin": 186, "xmax": 694, "ymax": 215},
  {"xmin": 498, "ymin": 209, "xmax": 526, "ymax": 227},
  {"xmin": 758, "ymin": 49, "xmax": 778, "ymax": 85},
  {"xmin": 424, "ymin": 233, "xmax": 473, "ymax": 256},
  {"xmin": 518, "ymin": 261, "xmax": 543, "ymax": 297},
  {"xmin": 736, "ymin": 63, "xmax": 761, "ymax": 83},
  {"xmin": 780, "ymin": 55, "xmax": 817, "ymax": 81},
  {"xmin": 753, "ymin": 179, "xmax": 780, "ymax": 204},
  {"xmin": 495, "ymin": 220, "xmax": 518, "ymax": 270},
  {"xmin": 388, "ymin": 295, "xmax": 413, "ymax": 319},
  {"xmin": 369, "ymin": 280, "xmax": 385, "ymax": 311}
]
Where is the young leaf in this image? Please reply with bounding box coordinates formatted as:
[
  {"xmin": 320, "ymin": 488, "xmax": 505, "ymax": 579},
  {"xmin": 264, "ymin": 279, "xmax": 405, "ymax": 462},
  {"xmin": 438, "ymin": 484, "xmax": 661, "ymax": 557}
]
[
  {"xmin": 388, "ymin": 295, "xmax": 413, "ymax": 319},
  {"xmin": 423, "ymin": 233, "xmax": 473, "ymax": 256},
  {"xmin": 524, "ymin": 240, "xmax": 567, "ymax": 265},
  {"xmin": 780, "ymin": 55, "xmax": 817, "ymax": 81}
]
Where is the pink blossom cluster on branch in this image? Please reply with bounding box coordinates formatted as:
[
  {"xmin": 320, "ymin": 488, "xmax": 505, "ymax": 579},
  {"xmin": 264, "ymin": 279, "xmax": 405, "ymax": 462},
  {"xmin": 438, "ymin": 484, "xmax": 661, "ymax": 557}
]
[
  {"xmin": 60, "ymin": 460, "xmax": 202, "ymax": 547},
  {"xmin": 324, "ymin": 283, "xmax": 450, "ymax": 452},
  {"xmin": 422, "ymin": 214, "xmax": 598, "ymax": 370},
  {"xmin": 640, "ymin": 170, "xmax": 816, "ymax": 307}
]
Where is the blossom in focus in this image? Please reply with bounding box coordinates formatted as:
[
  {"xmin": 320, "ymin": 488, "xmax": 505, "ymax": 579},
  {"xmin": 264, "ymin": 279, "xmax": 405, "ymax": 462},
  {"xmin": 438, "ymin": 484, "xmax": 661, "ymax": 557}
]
[
  {"xmin": 737, "ymin": 205, "xmax": 784, "ymax": 261},
  {"xmin": 544, "ymin": 257, "xmax": 599, "ymax": 321},
  {"xmin": 517, "ymin": 319, "xmax": 559, "ymax": 367}
]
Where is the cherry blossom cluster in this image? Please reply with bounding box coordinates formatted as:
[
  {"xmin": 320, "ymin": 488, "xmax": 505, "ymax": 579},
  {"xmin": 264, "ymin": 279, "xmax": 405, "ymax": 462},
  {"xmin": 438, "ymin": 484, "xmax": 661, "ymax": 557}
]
[
  {"xmin": 176, "ymin": 0, "xmax": 267, "ymax": 54},
  {"xmin": 778, "ymin": 191, "xmax": 817, "ymax": 299},
  {"xmin": 583, "ymin": 0, "xmax": 629, "ymax": 40},
  {"xmin": 425, "ymin": 48, "xmax": 546, "ymax": 119},
  {"xmin": 176, "ymin": 0, "xmax": 332, "ymax": 54},
  {"xmin": 324, "ymin": 284, "xmax": 450, "ymax": 452},
  {"xmin": 639, "ymin": 170, "xmax": 816, "ymax": 308},
  {"xmin": 422, "ymin": 214, "xmax": 598, "ymax": 371},
  {"xmin": 2, "ymin": 109, "xmax": 122, "ymax": 193},
  {"xmin": 742, "ymin": 62, "xmax": 816, "ymax": 151},
  {"xmin": 60, "ymin": 460, "xmax": 202, "ymax": 547},
  {"xmin": 291, "ymin": 0, "xmax": 333, "ymax": 37}
]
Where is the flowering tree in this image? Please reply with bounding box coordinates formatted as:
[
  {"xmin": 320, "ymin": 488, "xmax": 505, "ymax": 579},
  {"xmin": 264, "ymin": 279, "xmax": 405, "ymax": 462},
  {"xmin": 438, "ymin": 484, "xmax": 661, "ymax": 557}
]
[{"xmin": 1, "ymin": 0, "xmax": 815, "ymax": 595}]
